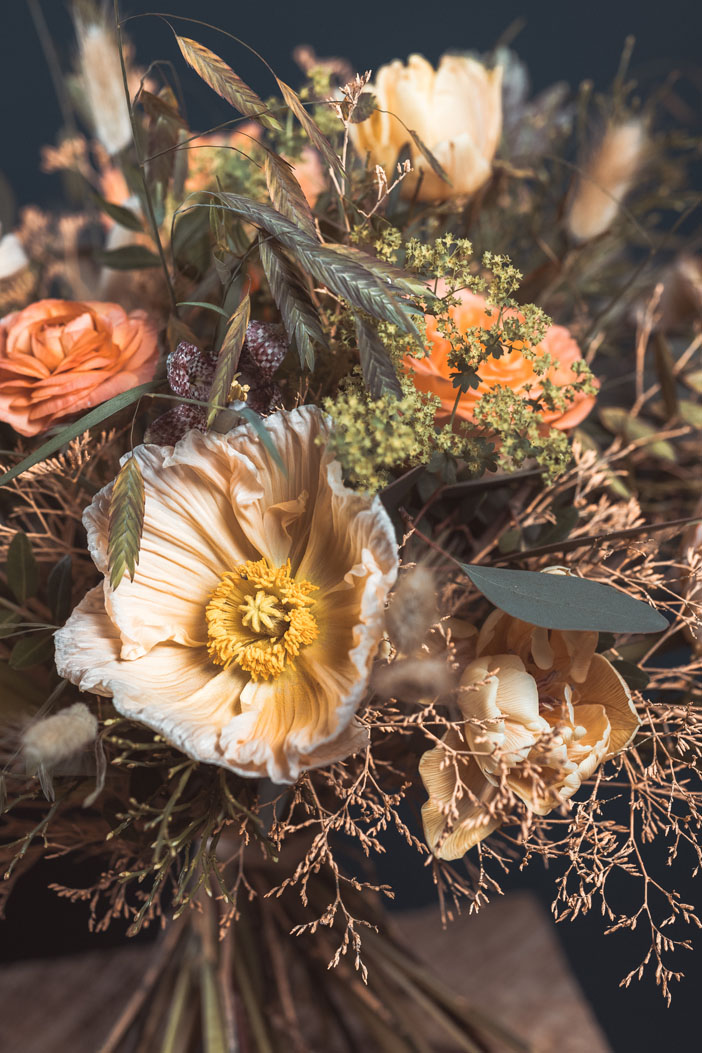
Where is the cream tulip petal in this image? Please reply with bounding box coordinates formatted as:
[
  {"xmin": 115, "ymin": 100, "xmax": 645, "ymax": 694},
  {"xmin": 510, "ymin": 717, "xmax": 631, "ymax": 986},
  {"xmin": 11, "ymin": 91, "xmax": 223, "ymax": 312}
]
[
  {"xmin": 420, "ymin": 731, "xmax": 501, "ymax": 859},
  {"xmin": 579, "ymin": 653, "xmax": 640, "ymax": 756},
  {"xmin": 490, "ymin": 659, "xmax": 545, "ymax": 731},
  {"xmin": 53, "ymin": 586, "xmax": 247, "ymax": 764}
]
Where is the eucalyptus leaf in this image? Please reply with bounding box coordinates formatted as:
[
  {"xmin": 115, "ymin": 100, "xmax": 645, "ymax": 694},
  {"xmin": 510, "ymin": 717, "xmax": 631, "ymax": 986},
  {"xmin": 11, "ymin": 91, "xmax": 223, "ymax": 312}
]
[
  {"xmin": 6, "ymin": 532, "xmax": 38, "ymax": 603},
  {"xmin": 459, "ymin": 564, "xmax": 668, "ymax": 634}
]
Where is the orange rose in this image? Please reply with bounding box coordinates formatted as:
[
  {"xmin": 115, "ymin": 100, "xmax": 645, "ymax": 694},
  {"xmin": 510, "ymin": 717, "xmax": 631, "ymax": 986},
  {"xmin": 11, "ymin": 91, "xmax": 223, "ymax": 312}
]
[
  {"xmin": 0, "ymin": 299, "xmax": 159, "ymax": 437},
  {"xmin": 405, "ymin": 290, "xmax": 595, "ymax": 429}
]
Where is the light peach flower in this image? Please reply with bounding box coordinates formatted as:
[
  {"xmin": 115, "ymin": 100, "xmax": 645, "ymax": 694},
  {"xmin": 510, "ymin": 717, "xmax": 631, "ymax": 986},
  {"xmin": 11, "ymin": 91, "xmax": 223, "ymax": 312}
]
[
  {"xmin": 350, "ymin": 54, "xmax": 502, "ymax": 202},
  {"xmin": 0, "ymin": 300, "xmax": 159, "ymax": 437},
  {"xmin": 420, "ymin": 601, "xmax": 640, "ymax": 859},
  {"xmin": 405, "ymin": 289, "xmax": 595, "ymax": 429},
  {"xmin": 54, "ymin": 407, "xmax": 398, "ymax": 783}
]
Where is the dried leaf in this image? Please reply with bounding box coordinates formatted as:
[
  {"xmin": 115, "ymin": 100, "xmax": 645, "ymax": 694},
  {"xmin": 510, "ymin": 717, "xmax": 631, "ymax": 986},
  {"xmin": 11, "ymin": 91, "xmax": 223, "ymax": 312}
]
[
  {"xmin": 354, "ymin": 314, "xmax": 403, "ymax": 398},
  {"xmin": 406, "ymin": 128, "xmax": 452, "ymax": 185},
  {"xmin": 350, "ymin": 92, "xmax": 377, "ymax": 123},
  {"xmin": 600, "ymin": 407, "xmax": 676, "ymax": 461},
  {"xmin": 176, "ymin": 36, "xmax": 281, "ymax": 132},
  {"xmin": 6, "ymin": 532, "xmax": 38, "ymax": 604},
  {"xmin": 207, "ymin": 295, "xmax": 251, "ymax": 427},
  {"xmin": 276, "ymin": 79, "xmax": 344, "ymax": 181},
  {"xmin": 264, "ymin": 152, "xmax": 318, "ymax": 240},
  {"xmin": 108, "ymin": 456, "xmax": 146, "ymax": 590},
  {"xmin": 259, "ymin": 235, "xmax": 325, "ymax": 369}
]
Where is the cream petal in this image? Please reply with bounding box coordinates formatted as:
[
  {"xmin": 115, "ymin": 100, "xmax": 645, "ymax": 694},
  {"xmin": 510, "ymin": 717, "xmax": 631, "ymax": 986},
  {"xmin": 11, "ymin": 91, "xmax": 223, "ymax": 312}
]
[
  {"xmin": 420, "ymin": 730, "xmax": 501, "ymax": 859},
  {"xmin": 578, "ymin": 653, "xmax": 640, "ymax": 756},
  {"xmin": 297, "ymin": 451, "xmax": 397, "ymax": 590},
  {"xmin": 54, "ymin": 586, "xmax": 247, "ymax": 764},
  {"xmin": 218, "ymin": 662, "xmax": 362, "ymax": 783},
  {"xmin": 90, "ymin": 439, "xmax": 257, "ymax": 658}
]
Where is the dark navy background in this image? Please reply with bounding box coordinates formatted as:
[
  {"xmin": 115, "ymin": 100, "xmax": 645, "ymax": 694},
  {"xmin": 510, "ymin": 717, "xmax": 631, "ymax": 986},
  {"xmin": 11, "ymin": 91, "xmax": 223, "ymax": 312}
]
[{"xmin": 2, "ymin": 2, "xmax": 701, "ymax": 1050}]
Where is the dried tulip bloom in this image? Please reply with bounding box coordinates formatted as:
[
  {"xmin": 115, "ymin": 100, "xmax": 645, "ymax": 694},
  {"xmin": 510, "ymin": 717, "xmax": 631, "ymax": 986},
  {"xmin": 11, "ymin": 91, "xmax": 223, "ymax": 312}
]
[
  {"xmin": 350, "ymin": 54, "xmax": 502, "ymax": 202},
  {"xmin": 405, "ymin": 289, "xmax": 595, "ymax": 430},
  {"xmin": 420, "ymin": 606, "xmax": 640, "ymax": 859},
  {"xmin": 0, "ymin": 299, "xmax": 159, "ymax": 437},
  {"xmin": 55, "ymin": 407, "xmax": 398, "ymax": 782}
]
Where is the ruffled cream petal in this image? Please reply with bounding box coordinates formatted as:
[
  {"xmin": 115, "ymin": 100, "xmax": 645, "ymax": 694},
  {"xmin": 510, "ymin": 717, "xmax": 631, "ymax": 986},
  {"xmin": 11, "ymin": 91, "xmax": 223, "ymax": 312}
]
[
  {"xmin": 420, "ymin": 730, "xmax": 501, "ymax": 859},
  {"xmin": 579, "ymin": 653, "xmax": 639, "ymax": 756},
  {"xmin": 222, "ymin": 406, "xmax": 328, "ymax": 569},
  {"xmin": 217, "ymin": 524, "xmax": 396, "ymax": 782},
  {"xmin": 54, "ymin": 586, "xmax": 247, "ymax": 763}
]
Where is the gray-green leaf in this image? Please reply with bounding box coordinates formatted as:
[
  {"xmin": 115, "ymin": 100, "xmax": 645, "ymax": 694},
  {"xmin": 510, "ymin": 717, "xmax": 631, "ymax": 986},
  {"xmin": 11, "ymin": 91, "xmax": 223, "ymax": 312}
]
[{"xmin": 459, "ymin": 564, "xmax": 668, "ymax": 634}]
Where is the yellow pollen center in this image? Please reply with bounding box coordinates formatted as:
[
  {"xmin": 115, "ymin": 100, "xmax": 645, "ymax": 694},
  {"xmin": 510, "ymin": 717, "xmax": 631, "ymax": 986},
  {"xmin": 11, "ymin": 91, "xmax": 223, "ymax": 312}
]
[{"xmin": 206, "ymin": 558, "xmax": 319, "ymax": 681}]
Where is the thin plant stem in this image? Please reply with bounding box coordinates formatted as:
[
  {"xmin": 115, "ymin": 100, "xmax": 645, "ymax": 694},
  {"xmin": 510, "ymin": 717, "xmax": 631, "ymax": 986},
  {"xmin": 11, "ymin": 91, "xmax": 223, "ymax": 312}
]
[{"xmin": 113, "ymin": 0, "xmax": 177, "ymax": 312}]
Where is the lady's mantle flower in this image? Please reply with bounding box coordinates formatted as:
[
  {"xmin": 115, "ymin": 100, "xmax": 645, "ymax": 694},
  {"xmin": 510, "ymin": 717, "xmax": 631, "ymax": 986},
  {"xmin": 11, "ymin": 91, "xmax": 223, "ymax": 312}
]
[
  {"xmin": 54, "ymin": 407, "xmax": 398, "ymax": 782},
  {"xmin": 420, "ymin": 601, "xmax": 640, "ymax": 859},
  {"xmin": 405, "ymin": 289, "xmax": 595, "ymax": 430}
]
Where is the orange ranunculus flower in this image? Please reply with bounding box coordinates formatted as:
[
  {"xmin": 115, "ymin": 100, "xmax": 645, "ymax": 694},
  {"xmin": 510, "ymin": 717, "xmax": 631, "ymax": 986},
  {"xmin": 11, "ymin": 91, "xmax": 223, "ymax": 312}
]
[
  {"xmin": 405, "ymin": 289, "xmax": 595, "ymax": 429},
  {"xmin": 0, "ymin": 299, "xmax": 159, "ymax": 437}
]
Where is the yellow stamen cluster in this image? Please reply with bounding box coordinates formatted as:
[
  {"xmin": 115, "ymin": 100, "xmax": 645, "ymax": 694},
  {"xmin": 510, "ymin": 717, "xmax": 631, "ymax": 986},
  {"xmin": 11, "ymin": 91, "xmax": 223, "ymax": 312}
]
[{"xmin": 206, "ymin": 558, "xmax": 319, "ymax": 681}]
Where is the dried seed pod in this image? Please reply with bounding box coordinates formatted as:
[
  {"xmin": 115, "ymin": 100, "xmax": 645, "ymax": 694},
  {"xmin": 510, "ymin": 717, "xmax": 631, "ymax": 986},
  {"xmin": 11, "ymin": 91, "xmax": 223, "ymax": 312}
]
[
  {"xmin": 373, "ymin": 656, "xmax": 455, "ymax": 702},
  {"xmin": 73, "ymin": 10, "xmax": 133, "ymax": 157},
  {"xmin": 567, "ymin": 120, "xmax": 647, "ymax": 242},
  {"xmin": 385, "ymin": 565, "xmax": 439, "ymax": 654},
  {"xmin": 22, "ymin": 703, "xmax": 98, "ymax": 771}
]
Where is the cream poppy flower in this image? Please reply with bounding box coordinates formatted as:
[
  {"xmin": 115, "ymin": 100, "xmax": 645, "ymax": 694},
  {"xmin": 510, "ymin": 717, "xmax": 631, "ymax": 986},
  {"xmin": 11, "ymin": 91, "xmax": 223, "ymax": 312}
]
[
  {"xmin": 350, "ymin": 54, "xmax": 502, "ymax": 202},
  {"xmin": 420, "ymin": 605, "xmax": 640, "ymax": 859},
  {"xmin": 54, "ymin": 407, "xmax": 398, "ymax": 782}
]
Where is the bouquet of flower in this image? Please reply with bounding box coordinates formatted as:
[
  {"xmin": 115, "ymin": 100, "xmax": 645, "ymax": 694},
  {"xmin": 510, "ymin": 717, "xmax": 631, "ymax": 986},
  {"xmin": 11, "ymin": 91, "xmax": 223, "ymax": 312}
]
[{"xmin": 1, "ymin": 3, "xmax": 701, "ymax": 1048}]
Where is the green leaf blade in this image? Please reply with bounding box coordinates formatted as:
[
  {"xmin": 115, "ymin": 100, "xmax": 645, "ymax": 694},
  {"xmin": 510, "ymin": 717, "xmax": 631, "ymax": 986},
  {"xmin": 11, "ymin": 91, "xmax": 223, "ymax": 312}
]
[
  {"xmin": 459, "ymin": 564, "xmax": 668, "ymax": 634},
  {"xmin": 0, "ymin": 381, "xmax": 161, "ymax": 488},
  {"xmin": 6, "ymin": 532, "xmax": 38, "ymax": 603},
  {"xmin": 47, "ymin": 555, "xmax": 73, "ymax": 625}
]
